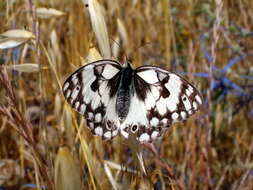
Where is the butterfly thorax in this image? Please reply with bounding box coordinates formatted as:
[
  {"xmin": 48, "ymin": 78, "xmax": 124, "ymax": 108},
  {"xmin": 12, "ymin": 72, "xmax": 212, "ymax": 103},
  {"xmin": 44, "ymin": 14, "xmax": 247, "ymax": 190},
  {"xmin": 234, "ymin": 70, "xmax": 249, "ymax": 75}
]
[{"xmin": 116, "ymin": 62, "xmax": 134, "ymax": 121}]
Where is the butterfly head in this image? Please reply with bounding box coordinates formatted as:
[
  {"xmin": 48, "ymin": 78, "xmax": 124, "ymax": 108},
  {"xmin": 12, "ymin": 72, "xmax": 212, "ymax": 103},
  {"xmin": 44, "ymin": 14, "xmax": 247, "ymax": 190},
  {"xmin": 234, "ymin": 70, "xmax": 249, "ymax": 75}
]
[{"xmin": 122, "ymin": 61, "xmax": 133, "ymax": 69}]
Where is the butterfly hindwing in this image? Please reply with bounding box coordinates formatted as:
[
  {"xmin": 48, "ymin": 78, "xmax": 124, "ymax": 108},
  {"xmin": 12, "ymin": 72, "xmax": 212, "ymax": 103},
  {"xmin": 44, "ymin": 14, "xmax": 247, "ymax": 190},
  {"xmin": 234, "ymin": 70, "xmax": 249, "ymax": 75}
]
[
  {"xmin": 120, "ymin": 92, "xmax": 166, "ymax": 142},
  {"xmin": 120, "ymin": 66, "xmax": 202, "ymax": 143},
  {"xmin": 62, "ymin": 60, "xmax": 122, "ymax": 139}
]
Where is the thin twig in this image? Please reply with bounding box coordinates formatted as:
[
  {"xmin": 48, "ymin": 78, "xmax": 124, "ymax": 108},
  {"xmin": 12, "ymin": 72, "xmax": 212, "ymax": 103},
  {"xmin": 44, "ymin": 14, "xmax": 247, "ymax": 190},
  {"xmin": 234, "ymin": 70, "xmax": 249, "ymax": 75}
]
[{"xmin": 208, "ymin": 0, "xmax": 223, "ymax": 143}]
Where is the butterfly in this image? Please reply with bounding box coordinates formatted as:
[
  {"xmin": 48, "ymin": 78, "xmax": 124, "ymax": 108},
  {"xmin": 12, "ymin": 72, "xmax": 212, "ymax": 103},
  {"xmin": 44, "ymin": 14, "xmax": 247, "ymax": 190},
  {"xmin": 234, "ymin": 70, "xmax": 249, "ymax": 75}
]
[{"xmin": 62, "ymin": 59, "xmax": 202, "ymax": 143}]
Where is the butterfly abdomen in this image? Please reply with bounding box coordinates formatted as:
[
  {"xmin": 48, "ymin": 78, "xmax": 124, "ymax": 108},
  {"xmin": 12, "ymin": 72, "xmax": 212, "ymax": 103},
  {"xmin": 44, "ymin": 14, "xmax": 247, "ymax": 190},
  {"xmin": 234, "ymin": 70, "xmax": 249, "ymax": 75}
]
[
  {"xmin": 116, "ymin": 88, "xmax": 131, "ymax": 120},
  {"xmin": 116, "ymin": 62, "xmax": 134, "ymax": 120}
]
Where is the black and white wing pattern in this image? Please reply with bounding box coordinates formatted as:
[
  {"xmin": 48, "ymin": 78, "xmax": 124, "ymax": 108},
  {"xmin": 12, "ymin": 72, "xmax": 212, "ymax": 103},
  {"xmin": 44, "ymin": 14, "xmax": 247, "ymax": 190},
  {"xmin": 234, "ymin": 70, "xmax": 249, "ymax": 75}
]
[
  {"xmin": 62, "ymin": 60, "xmax": 122, "ymax": 140},
  {"xmin": 120, "ymin": 66, "xmax": 202, "ymax": 143},
  {"xmin": 62, "ymin": 59, "xmax": 202, "ymax": 143}
]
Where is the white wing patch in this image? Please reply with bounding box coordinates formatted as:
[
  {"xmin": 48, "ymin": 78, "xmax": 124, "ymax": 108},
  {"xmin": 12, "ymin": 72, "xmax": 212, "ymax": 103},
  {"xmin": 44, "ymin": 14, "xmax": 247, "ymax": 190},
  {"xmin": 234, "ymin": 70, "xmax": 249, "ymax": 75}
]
[
  {"xmin": 136, "ymin": 69, "xmax": 159, "ymax": 84},
  {"xmin": 102, "ymin": 64, "xmax": 120, "ymax": 79},
  {"xmin": 164, "ymin": 74, "xmax": 181, "ymax": 112},
  {"xmin": 62, "ymin": 60, "xmax": 121, "ymax": 140}
]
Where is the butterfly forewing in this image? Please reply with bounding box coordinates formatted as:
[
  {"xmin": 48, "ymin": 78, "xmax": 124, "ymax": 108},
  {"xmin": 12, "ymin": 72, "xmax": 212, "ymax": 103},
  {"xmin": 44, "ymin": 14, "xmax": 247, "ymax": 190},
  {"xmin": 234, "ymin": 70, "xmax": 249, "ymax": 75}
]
[
  {"xmin": 137, "ymin": 66, "xmax": 202, "ymax": 118},
  {"xmin": 62, "ymin": 60, "xmax": 122, "ymax": 139},
  {"xmin": 120, "ymin": 66, "xmax": 202, "ymax": 143}
]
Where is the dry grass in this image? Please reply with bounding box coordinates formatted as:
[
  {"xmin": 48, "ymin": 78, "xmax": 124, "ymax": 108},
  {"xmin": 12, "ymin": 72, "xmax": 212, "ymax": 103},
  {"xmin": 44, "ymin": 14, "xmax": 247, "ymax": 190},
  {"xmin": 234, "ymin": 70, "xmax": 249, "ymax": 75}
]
[{"xmin": 0, "ymin": 0, "xmax": 253, "ymax": 189}]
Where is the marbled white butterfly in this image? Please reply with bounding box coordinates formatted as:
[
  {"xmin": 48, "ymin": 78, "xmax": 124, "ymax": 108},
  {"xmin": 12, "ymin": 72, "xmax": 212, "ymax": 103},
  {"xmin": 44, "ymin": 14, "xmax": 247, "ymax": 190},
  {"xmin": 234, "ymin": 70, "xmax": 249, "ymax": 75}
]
[{"xmin": 62, "ymin": 60, "xmax": 202, "ymax": 143}]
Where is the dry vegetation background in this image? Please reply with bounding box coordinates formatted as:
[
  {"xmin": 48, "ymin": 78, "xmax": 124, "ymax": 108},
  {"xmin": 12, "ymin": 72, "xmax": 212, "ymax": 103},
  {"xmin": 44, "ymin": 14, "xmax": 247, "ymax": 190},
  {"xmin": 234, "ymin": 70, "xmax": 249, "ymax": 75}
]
[{"xmin": 0, "ymin": 0, "xmax": 253, "ymax": 190}]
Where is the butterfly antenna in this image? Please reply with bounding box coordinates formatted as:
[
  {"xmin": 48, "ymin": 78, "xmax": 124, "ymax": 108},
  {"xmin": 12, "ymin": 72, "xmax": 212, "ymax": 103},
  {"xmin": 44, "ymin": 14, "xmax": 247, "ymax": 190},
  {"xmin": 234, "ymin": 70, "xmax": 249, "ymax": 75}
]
[
  {"xmin": 110, "ymin": 37, "xmax": 153, "ymax": 65},
  {"xmin": 131, "ymin": 41, "xmax": 152, "ymax": 57},
  {"xmin": 110, "ymin": 37, "xmax": 129, "ymax": 65},
  {"xmin": 126, "ymin": 41, "xmax": 153, "ymax": 64},
  {"xmin": 128, "ymin": 41, "xmax": 153, "ymax": 67},
  {"xmin": 134, "ymin": 41, "xmax": 152, "ymax": 52}
]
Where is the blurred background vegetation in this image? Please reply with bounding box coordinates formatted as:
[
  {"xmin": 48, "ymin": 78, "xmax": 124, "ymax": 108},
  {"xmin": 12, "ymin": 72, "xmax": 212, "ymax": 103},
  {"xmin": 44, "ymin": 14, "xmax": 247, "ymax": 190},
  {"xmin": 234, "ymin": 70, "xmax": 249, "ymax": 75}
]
[{"xmin": 0, "ymin": 0, "xmax": 252, "ymax": 189}]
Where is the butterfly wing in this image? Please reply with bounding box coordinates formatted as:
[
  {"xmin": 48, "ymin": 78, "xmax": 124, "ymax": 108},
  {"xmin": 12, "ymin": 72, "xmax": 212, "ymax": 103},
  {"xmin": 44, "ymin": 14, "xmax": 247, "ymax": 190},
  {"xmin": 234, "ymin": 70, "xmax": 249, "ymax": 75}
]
[
  {"xmin": 62, "ymin": 60, "xmax": 122, "ymax": 139},
  {"xmin": 120, "ymin": 66, "xmax": 202, "ymax": 143}
]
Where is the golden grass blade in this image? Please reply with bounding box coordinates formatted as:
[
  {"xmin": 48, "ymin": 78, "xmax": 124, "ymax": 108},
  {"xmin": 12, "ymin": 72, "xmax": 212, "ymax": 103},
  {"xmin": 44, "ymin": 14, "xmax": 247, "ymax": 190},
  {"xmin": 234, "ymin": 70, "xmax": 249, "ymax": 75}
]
[
  {"xmin": 136, "ymin": 151, "xmax": 147, "ymax": 175},
  {"xmin": 104, "ymin": 160, "xmax": 137, "ymax": 174},
  {"xmin": 78, "ymin": 134, "xmax": 97, "ymax": 189},
  {"xmin": 54, "ymin": 147, "xmax": 81, "ymax": 190},
  {"xmin": 104, "ymin": 162, "xmax": 118, "ymax": 190},
  {"xmin": 127, "ymin": 136, "xmax": 147, "ymax": 175},
  {"xmin": 1, "ymin": 29, "xmax": 35, "ymax": 39},
  {"xmin": 117, "ymin": 18, "xmax": 128, "ymax": 48},
  {"xmin": 73, "ymin": 114, "xmax": 107, "ymax": 189},
  {"xmin": 5, "ymin": 63, "xmax": 39, "ymax": 73},
  {"xmin": 61, "ymin": 105, "xmax": 75, "ymax": 146},
  {"xmin": 69, "ymin": 107, "xmax": 99, "ymax": 189},
  {"xmin": 36, "ymin": 7, "xmax": 66, "ymax": 19},
  {"xmin": 54, "ymin": 94, "xmax": 62, "ymax": 119},
  {"xmin": 111, "ymin": 36, "xmax": 120, "ymax": 59},
  {"xmin": 50, "ymin": 30, "xmax": 62, "ymax": 66},
  {"xmin": 0, "ymin": 38, "xmax": 27, "ymax": 49},
  {"xmin": 0, "ymin": 29, "xmax": 34, "ymax": 49},
  {"xmin": 87, "ymin": 0, "xmax": 111, "ymax": 58},
  {"xmin": 40, "ymin": 42, "xmax": 62, "ymax": 89},
  {"xmin": 85, "ymin": 47, "xmax": 103, "ymax": 63}
]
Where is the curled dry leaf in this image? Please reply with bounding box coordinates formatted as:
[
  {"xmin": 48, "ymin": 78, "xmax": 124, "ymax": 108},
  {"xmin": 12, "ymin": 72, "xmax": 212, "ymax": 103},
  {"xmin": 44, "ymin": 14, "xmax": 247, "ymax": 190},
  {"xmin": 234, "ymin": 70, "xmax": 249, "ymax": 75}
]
[
  {"xmin": 0, "ymin": 159, "xmax": 21, "ymax": 186},
  {"xmin": 25, "ymin": 106, "xmax": 41, "ymax": 124},
  {"xmin": 5, "ymin": 64, "xmax": 40, "ymax": 73},
  {"xmin": 36, "ymin": 7, "xmax": 66, "ymax": 19},
  {"xmin": 45, "ymin": 126, "xmax": 59, "ymax": 148}
]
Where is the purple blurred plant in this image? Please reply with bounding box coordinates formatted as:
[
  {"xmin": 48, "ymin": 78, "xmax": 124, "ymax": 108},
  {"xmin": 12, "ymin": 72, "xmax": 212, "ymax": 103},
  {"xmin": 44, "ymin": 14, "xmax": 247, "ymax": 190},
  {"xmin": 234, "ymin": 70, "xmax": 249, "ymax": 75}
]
[
  {"xmin": 186, "ymin": 47, "xmax": 253, "ymax": 116},
  {"xmin": 201, "ymin": 49, "xmax": 247, "ymax": 94}
]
